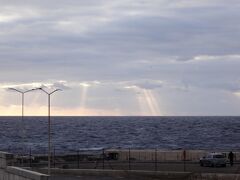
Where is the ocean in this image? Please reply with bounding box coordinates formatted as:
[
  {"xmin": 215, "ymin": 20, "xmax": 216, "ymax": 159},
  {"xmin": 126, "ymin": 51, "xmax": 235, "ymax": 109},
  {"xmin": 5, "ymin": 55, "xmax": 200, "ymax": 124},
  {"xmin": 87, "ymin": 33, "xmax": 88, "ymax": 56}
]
[{"xmin": 0, "ymin": 116, "xmax": 239, "ymax": 154}]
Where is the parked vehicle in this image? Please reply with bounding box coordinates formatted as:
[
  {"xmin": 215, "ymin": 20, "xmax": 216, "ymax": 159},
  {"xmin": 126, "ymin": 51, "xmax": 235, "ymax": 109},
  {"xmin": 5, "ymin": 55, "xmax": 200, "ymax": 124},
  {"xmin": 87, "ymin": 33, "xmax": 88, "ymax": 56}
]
[{"xmin": 200, "ymin": 153, "xmax": 227, "ymax": 167}]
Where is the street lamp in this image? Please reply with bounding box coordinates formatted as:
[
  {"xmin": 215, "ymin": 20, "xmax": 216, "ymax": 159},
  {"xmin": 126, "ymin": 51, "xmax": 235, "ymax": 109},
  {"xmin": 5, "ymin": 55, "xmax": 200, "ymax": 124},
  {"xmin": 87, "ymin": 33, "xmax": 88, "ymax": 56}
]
[
  {"xmin": 8, "ymin": 88, "xmax": 38, "ymax": 164},
  {"xmin": 38, "ymin": 88, "xmax": 62, "ymax": 175}
]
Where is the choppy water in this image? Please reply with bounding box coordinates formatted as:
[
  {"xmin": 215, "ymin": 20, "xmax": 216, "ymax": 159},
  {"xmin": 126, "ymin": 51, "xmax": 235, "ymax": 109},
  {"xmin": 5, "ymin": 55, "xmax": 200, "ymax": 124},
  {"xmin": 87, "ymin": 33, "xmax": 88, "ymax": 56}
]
[{"xmin": 0, "ymin": 116, "xmax": 239, "ymax": 154}]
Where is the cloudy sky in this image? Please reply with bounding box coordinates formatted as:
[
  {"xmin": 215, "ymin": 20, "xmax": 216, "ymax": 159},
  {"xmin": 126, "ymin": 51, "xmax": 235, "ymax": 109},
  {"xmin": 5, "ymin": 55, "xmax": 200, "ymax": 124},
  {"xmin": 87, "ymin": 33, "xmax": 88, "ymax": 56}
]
[{"xmin": 1, "ymin": 0, "xmax": 240, "ymax": 116}]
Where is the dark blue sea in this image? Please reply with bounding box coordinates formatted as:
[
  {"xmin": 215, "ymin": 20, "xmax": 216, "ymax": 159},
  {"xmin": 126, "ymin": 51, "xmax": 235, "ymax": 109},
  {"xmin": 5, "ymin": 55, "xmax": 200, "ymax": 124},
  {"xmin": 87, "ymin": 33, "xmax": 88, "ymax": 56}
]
[{"xmin": 0, "ymin": 116, "xmax": 239, "ymax": 154}]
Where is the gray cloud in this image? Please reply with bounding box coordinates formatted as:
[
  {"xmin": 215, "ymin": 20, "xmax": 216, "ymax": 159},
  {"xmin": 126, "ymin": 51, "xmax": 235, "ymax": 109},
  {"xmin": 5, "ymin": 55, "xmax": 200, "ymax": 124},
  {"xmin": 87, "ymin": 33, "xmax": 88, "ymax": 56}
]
[
  {"xmin": 1, "ymin": 0, "xmax": 240, "ymax": 115},
  {"xmin": 123, "ymin": 80, "xmax": 163, "ymax": 90}
]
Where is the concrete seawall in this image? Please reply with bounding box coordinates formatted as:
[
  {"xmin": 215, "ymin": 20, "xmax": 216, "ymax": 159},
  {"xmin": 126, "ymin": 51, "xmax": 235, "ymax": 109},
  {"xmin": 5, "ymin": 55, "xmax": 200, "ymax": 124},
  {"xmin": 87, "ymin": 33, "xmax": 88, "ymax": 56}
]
[{"xmin": 0, "ymin": 151, "xmax": 48, "ymax": 180}]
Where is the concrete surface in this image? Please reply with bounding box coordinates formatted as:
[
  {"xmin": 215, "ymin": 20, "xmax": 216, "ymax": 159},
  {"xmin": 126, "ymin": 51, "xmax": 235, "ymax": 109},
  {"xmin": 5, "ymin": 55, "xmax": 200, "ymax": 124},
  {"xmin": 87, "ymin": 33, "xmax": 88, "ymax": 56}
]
[
  {"xmin": 42, "ymin": 161, "xmax": 240, "ymax": 174},
  {"xmin": 0, "ymin": 152, "xmax": 49, "ymax": 180}
]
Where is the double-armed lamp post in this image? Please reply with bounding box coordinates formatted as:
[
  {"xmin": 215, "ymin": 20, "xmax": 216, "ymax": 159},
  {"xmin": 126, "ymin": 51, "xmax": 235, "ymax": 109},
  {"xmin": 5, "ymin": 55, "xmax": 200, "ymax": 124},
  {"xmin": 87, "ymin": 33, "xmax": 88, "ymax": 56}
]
[
  {"xmin": 37, "ymin": 88, "xmax": 62, "ymax": 175},
  {"xmin": 9, "ymin": 87, "xmax": 62, "ymax": 175},
  {"xmin": 8, "ymin": 88, "xmax": 38, "ymax": 156},
  {"xmin": 8, "ymin": 87, "xmax": 38, "ymax": 121}
]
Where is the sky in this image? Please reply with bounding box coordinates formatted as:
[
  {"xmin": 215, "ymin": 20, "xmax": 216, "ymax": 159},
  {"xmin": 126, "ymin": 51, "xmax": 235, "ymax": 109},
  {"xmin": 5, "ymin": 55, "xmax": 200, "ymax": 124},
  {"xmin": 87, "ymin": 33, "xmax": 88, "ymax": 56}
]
[{"xmin": 1, "ymin": 0, "xmax": 240, "ymax": 116}]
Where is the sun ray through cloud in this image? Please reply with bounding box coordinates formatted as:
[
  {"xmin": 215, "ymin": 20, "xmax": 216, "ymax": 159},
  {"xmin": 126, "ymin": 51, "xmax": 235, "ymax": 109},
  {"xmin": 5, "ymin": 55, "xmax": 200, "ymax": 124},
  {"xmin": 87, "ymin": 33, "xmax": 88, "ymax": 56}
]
[
  {"xmin": 79, "ymin": 84, "xmax": 89, "ymax": 111},
  {"xmin": 126, "ymin": 85, "xmax": 162, "ymax": 116},
  {"xmin": 142, "ymin": 89, "xmax": 161, "ymax": 116}
]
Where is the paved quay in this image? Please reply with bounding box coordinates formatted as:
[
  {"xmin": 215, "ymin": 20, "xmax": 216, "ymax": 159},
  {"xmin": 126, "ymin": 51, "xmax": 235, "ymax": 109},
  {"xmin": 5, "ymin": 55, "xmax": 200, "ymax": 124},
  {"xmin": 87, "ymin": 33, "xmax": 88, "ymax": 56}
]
[
  {"xmin": 42, "ymin": 161, "xmax": 240, "ymax": 174},
  {"xmin": 50, "ymin": 176, "xmax": 135, "ymax": 180},
  {"xmin": 38, "ymin": 162, "xmax": 240, "ymax": 180}
]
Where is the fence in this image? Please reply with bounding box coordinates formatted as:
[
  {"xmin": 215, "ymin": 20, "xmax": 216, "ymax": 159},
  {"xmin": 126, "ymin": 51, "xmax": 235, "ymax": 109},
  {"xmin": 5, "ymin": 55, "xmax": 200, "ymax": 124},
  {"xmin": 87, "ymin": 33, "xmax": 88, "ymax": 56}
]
[{"xmin": 9, "ymin": 148, "xmax": 240, "ymax": 174}]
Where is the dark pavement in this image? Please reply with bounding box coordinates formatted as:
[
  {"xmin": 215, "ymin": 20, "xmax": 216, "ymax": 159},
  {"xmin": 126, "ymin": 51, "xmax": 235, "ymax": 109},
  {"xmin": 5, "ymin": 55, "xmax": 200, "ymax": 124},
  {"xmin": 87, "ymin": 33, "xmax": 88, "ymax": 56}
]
[{"xmin": 43, "ymin": 162, "xmax": 240, "ymax": 180}]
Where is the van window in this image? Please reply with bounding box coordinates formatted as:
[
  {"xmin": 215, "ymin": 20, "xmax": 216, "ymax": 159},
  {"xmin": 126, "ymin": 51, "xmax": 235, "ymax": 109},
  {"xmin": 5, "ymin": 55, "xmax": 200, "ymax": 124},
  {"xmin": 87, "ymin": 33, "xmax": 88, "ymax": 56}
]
[{"xmin": 213, "ymin": 155, "xmax": 224, "ymax": 158}]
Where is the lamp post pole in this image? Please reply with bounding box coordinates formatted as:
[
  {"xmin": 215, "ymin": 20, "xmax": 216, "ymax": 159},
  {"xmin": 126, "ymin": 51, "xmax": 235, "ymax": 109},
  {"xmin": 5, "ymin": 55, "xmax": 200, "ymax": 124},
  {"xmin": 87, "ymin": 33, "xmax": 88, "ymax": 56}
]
[
  {"xmin": 8, "ymin": 88, "xmax": 37, "ymax": 164},
  {"xmin": 38, "ymin": 88, "xmax": 61, "ymax": 175}
]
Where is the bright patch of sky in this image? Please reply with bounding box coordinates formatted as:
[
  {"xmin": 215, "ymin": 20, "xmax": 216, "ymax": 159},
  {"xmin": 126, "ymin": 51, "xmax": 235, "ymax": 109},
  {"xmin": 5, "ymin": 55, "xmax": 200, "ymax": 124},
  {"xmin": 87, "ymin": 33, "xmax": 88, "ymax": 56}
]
[{"xmin": 0, "ymin": 0, "xmax": 240, "ymax": 116}]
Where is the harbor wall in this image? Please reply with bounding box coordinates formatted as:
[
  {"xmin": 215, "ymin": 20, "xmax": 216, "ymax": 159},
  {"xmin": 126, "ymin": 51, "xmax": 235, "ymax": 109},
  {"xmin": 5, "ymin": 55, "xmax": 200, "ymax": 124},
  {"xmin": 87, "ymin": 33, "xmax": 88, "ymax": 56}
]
[{"xmin": 0, "ymin": 151, "xmax": 48, "ymax": 180}]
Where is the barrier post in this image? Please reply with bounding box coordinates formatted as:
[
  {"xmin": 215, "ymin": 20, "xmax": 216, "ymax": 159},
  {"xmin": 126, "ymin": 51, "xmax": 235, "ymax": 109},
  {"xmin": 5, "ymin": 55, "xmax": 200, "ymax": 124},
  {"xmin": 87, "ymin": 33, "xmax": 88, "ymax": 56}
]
[
  {"xmin": 128, "ymin": 148, "xmax": 131, "ymax": 170},
  {"xmin": 77, "ymin": 150, "xmax": 80, "ymax": 169},
  {"xmin": 53, "ymin": 147, "xmax": 56, "ymax": 168},
  {"xmin": 155, "ymin": 149, "xmax": 158, "ymax": 171},
  {"xmin": 183, "ymin": 150, "xmax": 186, "ymax": 172},
  {"xmin": 102, "ymin": 148, "xmax": 105, "ymax": 169},
  {"xmin": 29, "ymin": 148, "xmax": 32, "ymax": 168}
]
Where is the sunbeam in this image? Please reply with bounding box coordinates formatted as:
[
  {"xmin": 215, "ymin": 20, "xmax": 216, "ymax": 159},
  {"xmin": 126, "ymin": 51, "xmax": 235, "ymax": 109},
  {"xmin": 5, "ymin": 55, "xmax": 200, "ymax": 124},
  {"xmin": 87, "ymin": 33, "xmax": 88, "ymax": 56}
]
[
  {"xmin": 128, "ymin": 86, "xmax": 162, "ymax": 116},
  {"xmin": 79, "ymin": 84, "xmax": 89, "ymax": 111},
  {"xmin": 142, "ymin": 89, "xmax": 161, "ymax": 116}
]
